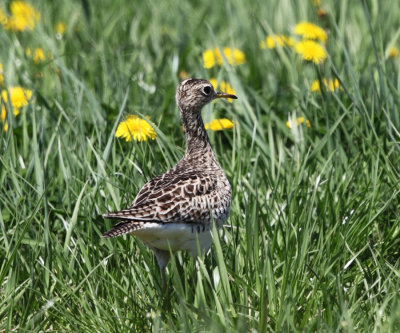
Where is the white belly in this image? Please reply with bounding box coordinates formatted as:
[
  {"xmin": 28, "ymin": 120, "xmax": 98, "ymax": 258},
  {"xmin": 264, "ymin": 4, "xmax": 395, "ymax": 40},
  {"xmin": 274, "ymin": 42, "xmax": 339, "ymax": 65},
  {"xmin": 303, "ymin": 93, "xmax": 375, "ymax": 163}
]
[{"xmin": 132, "ymin": 223, "xmax": 213, "ymax": 257}]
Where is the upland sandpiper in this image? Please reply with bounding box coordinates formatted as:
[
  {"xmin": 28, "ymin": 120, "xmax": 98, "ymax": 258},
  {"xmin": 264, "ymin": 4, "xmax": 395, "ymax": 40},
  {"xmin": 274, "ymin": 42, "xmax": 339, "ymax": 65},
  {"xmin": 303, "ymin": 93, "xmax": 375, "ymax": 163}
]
[{"xmin": 103, "ymin": 78, "xmax": 237, "ymax": 289}]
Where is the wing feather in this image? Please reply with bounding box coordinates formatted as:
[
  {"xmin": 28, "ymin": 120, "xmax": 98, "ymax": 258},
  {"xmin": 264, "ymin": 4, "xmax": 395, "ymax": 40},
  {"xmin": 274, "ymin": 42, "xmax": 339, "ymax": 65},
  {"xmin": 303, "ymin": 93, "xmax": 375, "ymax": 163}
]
[{"xmin": 103, "ymin": 168, "xmax": 221, "ymax": 225}]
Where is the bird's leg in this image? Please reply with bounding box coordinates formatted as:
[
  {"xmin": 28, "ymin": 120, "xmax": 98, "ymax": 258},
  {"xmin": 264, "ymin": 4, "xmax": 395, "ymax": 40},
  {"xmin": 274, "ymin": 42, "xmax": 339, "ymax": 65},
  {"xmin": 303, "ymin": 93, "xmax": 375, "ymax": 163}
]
[{"xmin": 153, "ymin": 249, "xmax": 170, "ymax": 292}]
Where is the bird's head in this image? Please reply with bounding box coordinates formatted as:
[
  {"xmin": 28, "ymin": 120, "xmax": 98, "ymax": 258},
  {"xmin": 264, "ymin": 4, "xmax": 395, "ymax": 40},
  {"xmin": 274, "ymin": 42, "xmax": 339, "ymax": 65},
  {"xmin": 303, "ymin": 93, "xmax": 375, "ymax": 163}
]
[{"xmin": 176, "ymin": 78, "xmax": 237, "ymax": 111}]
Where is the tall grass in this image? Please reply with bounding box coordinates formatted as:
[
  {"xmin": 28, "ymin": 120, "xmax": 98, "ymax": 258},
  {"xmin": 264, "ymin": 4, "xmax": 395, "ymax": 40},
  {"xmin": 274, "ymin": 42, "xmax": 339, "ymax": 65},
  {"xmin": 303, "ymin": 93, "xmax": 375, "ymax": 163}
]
[{"xmin": 1, "ymin": 0, "xmax": 399, "ymax": 331}]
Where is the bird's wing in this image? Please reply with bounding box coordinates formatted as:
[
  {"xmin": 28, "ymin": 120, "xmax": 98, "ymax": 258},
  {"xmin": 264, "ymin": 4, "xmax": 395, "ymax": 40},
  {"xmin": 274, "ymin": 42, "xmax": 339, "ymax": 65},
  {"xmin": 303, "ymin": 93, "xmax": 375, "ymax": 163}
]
[{"xmin": 103, "ymin": 168, "xmax": 219, "ymax": 225}]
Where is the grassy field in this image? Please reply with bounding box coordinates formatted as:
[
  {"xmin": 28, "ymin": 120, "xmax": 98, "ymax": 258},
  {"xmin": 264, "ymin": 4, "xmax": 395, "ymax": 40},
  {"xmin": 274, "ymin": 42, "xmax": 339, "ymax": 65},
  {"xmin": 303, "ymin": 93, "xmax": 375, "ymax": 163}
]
[{"xmin": 1, "ymin": 0, "xmax": 400, "ymax": 331}]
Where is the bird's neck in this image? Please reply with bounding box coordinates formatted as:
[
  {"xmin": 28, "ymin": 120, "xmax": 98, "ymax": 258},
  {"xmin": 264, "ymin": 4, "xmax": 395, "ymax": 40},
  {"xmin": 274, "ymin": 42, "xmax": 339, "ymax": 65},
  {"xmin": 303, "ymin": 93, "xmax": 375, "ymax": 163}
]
[{"xmin": 180, "ymin": 106, "xmax": 214, "ymax": 159}]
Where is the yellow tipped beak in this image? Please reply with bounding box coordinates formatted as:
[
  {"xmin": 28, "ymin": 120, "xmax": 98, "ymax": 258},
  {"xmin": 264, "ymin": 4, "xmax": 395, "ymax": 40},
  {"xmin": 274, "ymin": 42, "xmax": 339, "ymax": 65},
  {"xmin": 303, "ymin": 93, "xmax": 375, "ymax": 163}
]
[{"xmin": 215, "ymin": 92, "xmax": 238, "ymax": 100}]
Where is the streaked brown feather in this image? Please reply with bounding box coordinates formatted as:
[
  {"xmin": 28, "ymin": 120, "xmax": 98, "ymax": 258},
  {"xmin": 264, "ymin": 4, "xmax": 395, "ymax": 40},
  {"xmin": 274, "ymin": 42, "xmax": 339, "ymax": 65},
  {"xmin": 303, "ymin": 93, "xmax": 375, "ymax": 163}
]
[
  {"xmin": 102, "ymin": 78, "xmax": 232, "ymax": 242},
  {"xmin": 103, "ymin": 169, "xmax": 228, "ymax": 232},
  {"xmin": 102, "ymin": 221, "xmax": 144, "ymax": 238}
]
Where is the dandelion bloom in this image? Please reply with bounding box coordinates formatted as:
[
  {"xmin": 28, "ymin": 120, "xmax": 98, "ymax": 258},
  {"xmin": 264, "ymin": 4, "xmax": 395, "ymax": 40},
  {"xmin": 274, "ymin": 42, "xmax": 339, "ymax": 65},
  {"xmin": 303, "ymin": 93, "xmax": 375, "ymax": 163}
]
[
  {"xmin": 282, "ymin": 35, "xmax": 295, "ymax": 47},
  {"xmin": 33, "ymin": 48, "xmax": 45, "ymax": 64},
  {"xmin": 1, "ymin": 86, "xmax": 32, "ymax": 132},
  {"xmin": 115, "ymin": 115, "xmax": 156, "ymax": 142},
  {"xmin": 0, "ymin": 63, "xmax": 4, "ymax": 85},
  {"xmin": 209, "ymin": 78, "xmax": 236, "ymax": 103},
  {"xmin": 1, "ymin": 86, "xmax": 32, "ymax": 109},
  {"xmin": 266, "ymin": 35, "xmax": 285, "ymax": 48},
  {"xmin": 0, "ymin": 94, "xmax": 9, "ymax": 132},
  {"xmin": 204, "ymin": 118, "xmax": 234, "ymax": 131},
  {"xmin": 310, "ymin": 78, "xmax": 339, "ymax": 92},
  {"xmin": 260, "ymin": 35, "xmax": 294, "ymax": 49},
  {"xmin": 223, "ymin": 47, "xmax": 245, "ymax": 65},
  {"xmin": 295, "ymin": 40, "xmax": 326, "ymax": 64},
  {"xmin": 1, "ymin": 86, "xmax": 32, "ymax": 123},
  {"xmin": 55, "ymin": 21, "xmax": 66, "ymax": 36},
  {"xmin": 294, "ymin": 22, "xmax": 327, "ymax": 43},
  {"xmin": 286, "ymin": 116, "xmax": 311, "ymax": 129},
  {"xmin": 0, "ymin": 105, "xmax": 18, "ymax": 122},
  {"xmin": 388, "ymin": 47, "xmax": 399, "ymax": 59},
  {"xmin": 1, "ymin": 106, "xmax": 12, "ymax": 121},
  {"xmin": 3, "ymin": 1, "xmax": 40, "ymax": 32},
  {"xmin": 203, "ymin": 47, "xmax": 245, "ymax": 68},
  {"xmin": 203, "ymin": 49, "xmax": 216, "ymax": 68},
  {"xmin": 26, "ymin": 47, "xmax": 50, "ymax": 64}
]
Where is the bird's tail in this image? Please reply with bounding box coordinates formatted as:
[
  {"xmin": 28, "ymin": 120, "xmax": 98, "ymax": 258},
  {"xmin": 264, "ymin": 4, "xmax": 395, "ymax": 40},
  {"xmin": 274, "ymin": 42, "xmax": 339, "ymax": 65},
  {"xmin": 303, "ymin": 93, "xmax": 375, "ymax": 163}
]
[
  {"xmin": 102, "ymin": 220, "xmax": 144, "ymax": 238},
  {"xmin": 103, "ymin": 210, "xmax": 133, "ymax": 219}
]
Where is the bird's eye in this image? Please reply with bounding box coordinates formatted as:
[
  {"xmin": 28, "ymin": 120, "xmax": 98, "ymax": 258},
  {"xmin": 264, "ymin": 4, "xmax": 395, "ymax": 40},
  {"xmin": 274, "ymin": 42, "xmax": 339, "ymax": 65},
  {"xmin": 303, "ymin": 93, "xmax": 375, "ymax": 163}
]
[{"xmin": 202, "ymin": 86, "xmax": 212, "ymax": 95}]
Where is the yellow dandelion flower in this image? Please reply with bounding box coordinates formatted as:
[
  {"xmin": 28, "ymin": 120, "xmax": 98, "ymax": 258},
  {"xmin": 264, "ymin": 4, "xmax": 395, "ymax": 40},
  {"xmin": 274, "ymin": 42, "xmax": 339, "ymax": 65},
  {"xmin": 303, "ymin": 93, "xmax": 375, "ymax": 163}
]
[
  {"xmin": 1, "ymin": 105, "xmax": 20, "ymax": 124},
  {"xmin": 4, "ymin": 1, "xmax": 40, "ymax": 32},
  {"xmin": 209, "ymin": 78, "xmax": 236, "ymax": 103},
  {"xmin": 26, "ymin": 47, "xmax": 48, "ymax": 64},
  {"xmin": 223, "ymin": 47, "xmax": 246, "ymax": 65},
  {"xmin": 0, "ymin": 93, "xmax": 9, "ymax": 132},
  {"xmin": 219, "ymin": 81, "xmax": 236, "ymax": 103},
  {"xmin": 0, "ymin": 63, "xmax": 4, "ymax": 85},
  {"xmin": 295, "ymin": 40, "xmax": 327, "ymax": 64},
  {"xmin": 388, "ymin": 47, "xmax": 399, "ymax": 59},
  {"xmin": 267, "ymin": 35, "xmax": 284, "ymax": 49},
  {"xmin": 327, "ymin": 78, "xmax": 339, "ymax": 91},
  {"xmin": 310, "ymin": 80, "xmax": 321, "ymax": 92},
  {"xmin": 115, "ymin": 115, "xmax": 156, "ymax": 142},
  {"xmin": 209, "ymin": 78, "xmax": 217, "ymax": 90},
  {"xmin": 33, "ymin": 48, "xmax": 45, "ymax": 64},
  {"xmin": 286, "ymin": 116, "xmax": 311, "ymax": 129},
  {"xmin": 1, "ymin": 86, "xmax": 32, "ymax": 109},
  {"xmin": 294, "ymin": 22, "xmax": 327, "ymax": 43},
  {"xmin": 204, "ymin": 118, "xmax": 234, "ymax": 131},
  {"xmin": 1, "ymin": 86, "xmax": 31, "ymax": 123},
  {"xmin": 261, "ymin": 35, "xmax": 295, "ymax": 49},
  {"xmin": 203, "ymin": 49, "xmax": 216, "ymax": 69},
  {"xmin": 1, "ymin": 106, "xmax": 7, "ymax": 121},
  {"xmin": 282, "ymin": 36, "xmax": 295, "ymax": 47},
  {"xmin": 55, "ymin": 21, "xmax": 66, "ymax": 36},
  {"xmin": 203, "ymin": 47, "xmax": 245, "ymax": 68},
  {"xmin": 310, "ymin": 78, "xmax": 339, "ymax": 92},
  {"xmin": 213, "ymin": 48, "xmax": 223, "ymax": 65}
]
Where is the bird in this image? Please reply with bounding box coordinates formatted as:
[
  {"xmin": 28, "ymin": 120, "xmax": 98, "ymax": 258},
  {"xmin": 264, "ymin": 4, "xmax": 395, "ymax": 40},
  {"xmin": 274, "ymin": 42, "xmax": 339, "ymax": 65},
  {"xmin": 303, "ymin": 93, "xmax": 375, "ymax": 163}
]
[{"xmin": 102, "ymin": 78, "xmax": 237, "ymax": 290}]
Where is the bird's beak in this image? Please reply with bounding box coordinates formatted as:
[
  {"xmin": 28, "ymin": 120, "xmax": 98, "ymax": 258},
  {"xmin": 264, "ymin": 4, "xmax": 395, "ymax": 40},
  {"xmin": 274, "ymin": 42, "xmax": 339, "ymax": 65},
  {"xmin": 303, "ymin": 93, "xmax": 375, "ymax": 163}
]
[{"xmin": 215, "ymin": 92, "xmax": 238, "ymax": 100}]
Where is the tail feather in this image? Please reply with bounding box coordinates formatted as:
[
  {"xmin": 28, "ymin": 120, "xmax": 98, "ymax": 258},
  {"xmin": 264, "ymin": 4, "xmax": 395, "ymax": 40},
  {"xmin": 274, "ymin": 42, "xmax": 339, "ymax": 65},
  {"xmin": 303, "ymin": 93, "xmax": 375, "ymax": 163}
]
[
  {"xmin": 102, "ymin": 221, "xmax": 144, "ymax": 238},
  {"xmin": 103, "ymin": 210, "xmax": 154, "ymax": 221},
  {"xmin": 103, "ymin": 211, "xmax": 132, "ymax": 219}
]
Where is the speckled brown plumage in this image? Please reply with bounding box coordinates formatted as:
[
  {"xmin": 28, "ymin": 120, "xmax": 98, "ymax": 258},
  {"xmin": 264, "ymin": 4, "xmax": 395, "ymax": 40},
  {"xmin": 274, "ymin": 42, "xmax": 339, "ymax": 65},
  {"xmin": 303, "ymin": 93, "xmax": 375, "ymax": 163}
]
[{"xmin": 102, "ymin": 78, "xmax": 237, "ymax": 290}]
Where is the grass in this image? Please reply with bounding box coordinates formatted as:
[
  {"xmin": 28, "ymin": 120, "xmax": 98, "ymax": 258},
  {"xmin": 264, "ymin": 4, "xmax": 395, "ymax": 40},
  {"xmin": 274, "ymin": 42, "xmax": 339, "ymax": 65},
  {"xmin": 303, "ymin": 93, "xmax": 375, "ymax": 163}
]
[{"xmin": 1, "ymin": 0, "xmax": 400, "ymax": 331}]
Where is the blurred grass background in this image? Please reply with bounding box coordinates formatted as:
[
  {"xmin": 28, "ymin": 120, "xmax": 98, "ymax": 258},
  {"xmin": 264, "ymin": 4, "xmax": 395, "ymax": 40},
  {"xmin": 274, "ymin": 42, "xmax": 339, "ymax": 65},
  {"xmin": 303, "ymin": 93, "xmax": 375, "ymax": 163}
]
[{"xmin": 1, "ymin": 0, "xmax": 400, "ymax": 331}]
